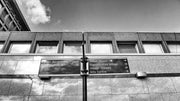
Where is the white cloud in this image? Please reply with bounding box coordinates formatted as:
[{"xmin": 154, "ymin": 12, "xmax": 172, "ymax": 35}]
[{"xmin": 17, "ymin": 0, "xmax": 51, "ymax": 24}]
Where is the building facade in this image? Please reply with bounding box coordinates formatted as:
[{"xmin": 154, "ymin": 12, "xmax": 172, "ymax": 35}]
[
  {"xmin": 0, "ymin": 0, "xmax": 30, "ymax": 31},
  {"xmin": 0, "ymin": 31, "xmax": 180, "ymax": 101}
]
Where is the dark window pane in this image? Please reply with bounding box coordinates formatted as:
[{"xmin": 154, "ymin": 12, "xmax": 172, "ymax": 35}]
[
  {"xmin": 118, "ymin": 44, "xmax": 138, "ymax": 53},
  {"xmin": 0, "ymin": 24, "xmax": 3, "ymax": 31}
]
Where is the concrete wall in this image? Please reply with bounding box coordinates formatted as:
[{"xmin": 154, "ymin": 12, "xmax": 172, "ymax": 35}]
[{"xmin": 0, "ymin": 55, "xmax": 180, "ymax": 101}]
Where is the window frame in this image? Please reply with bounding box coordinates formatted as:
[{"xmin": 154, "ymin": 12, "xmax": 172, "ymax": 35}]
[
  {"xmin": 35, "ymin": 41, "xmax": 59, "ymax": 54},
  {"xmin": 8, "ymin": 41, "xmax": 32, "ymax": 54}
]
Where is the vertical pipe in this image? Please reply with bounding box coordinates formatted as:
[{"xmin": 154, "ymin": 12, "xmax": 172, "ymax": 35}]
[
  {"xmin": 82, "ymin": 75, "xmax": 87, "ymax": 101},
  {"xmin": 81, "ymin": 33, "xmax": 88, "ymax": 101}
]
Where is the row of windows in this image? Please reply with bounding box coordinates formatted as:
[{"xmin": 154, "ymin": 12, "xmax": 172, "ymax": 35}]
[{"xmin": 0, "ymin": 41, "xmax": 180, "ymax": 54}]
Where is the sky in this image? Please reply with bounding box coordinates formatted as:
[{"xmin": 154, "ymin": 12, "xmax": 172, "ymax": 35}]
[{"xmin": 16, "ymin": 0, "xmax": 180, "ymax": 32}]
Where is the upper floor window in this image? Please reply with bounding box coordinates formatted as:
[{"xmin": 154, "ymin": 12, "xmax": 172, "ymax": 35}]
[
  {"xmin": 0, "ymin": 9, "xmax": 8, "ymax": 21},
  {"xmin": 167, "ymin": 42, "xmax": 180, "ymax": 53},
  {"xmin": 5, "ymin": 16, "xmax": 12, "ymax": 27},
  {"xmin": 117, "ymin": 42, "xmax": 138, "ymax": 53},
  {"xmin": 0, "ymin": 3, "xmax": 3, "ymax": 12},
  {"xmin": 0, "ymin": 3, "xmax": 2, "ymax": 9},
  {"xmin": 0, "ymin": 24, "xmax": 3, "ymax": 31},
  {"xmin": 9, "ymin": 22, "xmax": 16, "ymax": 31},
  {"xmin": 36, "ymin": 41, "xmax": 59, "ymax": 53},
  {"xmin": 63, "ymin": 41, "xmax": 82, "ymax": 54},
  {"xmin": 8, "ymin": 42, "xmax": 31, "ymax": 53},
  {"xmin": 91, "ymin": 42, "xmax": 113, "ymax": 54},
  {"xmin": 143, "ymin": 42, "xmax": 164, "ymax": 53}
]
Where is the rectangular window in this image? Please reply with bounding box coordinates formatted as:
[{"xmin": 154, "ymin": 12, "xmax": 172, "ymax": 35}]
[
  {"xmin": 63, "ymin": 42, "xmax": 82, "ymax": 54},
  {"xmin": 117, "ymin": 42, "xmax": 138, "ymax": 53},
  {"xmin": 36, "ymin": 41, "xmax": 58, "ymax": 53},
  {"xmin": 143, "ymin": 42, "xmax": 164, "ymax": 53},
  {"xmin": 91, "ymin": 42, "xmax": 113, "ymax": 54},
  {"xmin": 167, "ymin": 42, "xmax": 180, "ymax": 53},
  {"xmin": 8, "ymin": 42, "xmax": 31, "ymax": 53},
  {"xmin": 0, "ymin": 42, "xmax": 4, "ymax": 52}
]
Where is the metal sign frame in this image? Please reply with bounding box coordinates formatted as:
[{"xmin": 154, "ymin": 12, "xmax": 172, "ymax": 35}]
[
  {"xmin": 38, "ymin": 58, "xmax": 130, "ymax": 78},
  {"xmin": 38, "ymin": 58, "xmax": 81, "ymax": 78},
  {"xmin": 89, "ymin": 58, "xmax": 130, "ymax": 75}
]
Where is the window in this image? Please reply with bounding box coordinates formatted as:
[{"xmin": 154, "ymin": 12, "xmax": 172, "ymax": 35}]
[
  {"xmin": 0, "ymin": 42, "xmax": 4, "ymax": 52},
  {"xmin": 117, "ymin": 42, "xmax": 138, "ymax": 53},
  {"xmin": 0, "ymin": 3, "xmax": 2, "ymax": 9},
  {"xmin": 0, "ymin": 3, "xmax": 3, "ymax": 13},
  {"xmin": 9, "ymin": 22, "xmax": 16, "ymax": 31},
  {"xmin": 36, "ymin": 41, "xmax": 58, "ymax": 53},
  {"xmin": 91, "ymin": 42, "xmax": 113, "ymax": 54},
  {"xmin": 63, "ymin": 42, "xmax": 82, "ymax": 54},
  {"xmin": 12, "ymin": 27, "xmax": 17, "ymax": 31},
  {"xmin": 167, "ymin": 42, "xmax": 180, "ymax": 53},
  {"xmin": 143, "ymin": 42, "xmax": 164, "ymax": 53},
  {"xmin": 8, "ymin": 42, "xmax": 31, "ymax": 53},
  {"xmin": 0, "ymin": 24, "xmax": 3, "ymax": 31},
  {"xmin": 0, "ymin": 9, "xmax": 8, "ymax": 21},
  {"xmin": 5, "ymin": 15, "xmax": 11, "ymax": 27}
]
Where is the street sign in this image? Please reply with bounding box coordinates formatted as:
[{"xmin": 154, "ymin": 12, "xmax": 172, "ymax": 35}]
[
  {"xmin": 39, "ymin": 59, "xmax": 80, "ymax": 75},
  {"xmin": 38, "ymin": 58, "xmax": 130, "ymax": 77},
  {"xmin": 89, "ymin": 59, "xmax": 129, "ymax": 74}
]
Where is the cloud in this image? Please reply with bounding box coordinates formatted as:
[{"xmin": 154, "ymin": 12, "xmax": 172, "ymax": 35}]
[{"xmin": 17, "ymin": 0, "xmax": 51, "ymax": 24}]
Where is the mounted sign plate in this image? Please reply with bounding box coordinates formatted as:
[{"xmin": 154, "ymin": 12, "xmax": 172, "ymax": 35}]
[
  {"xmin": 89, "ymin": 59, "xmax": 129, "ymax": 74},
  {"xmin": 38, "ymin": 58, "xmax": 130, "ymax": 78},
  {"xmin": 39, "ymin": 59, "xmax": 80, "ymax": 78}
]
